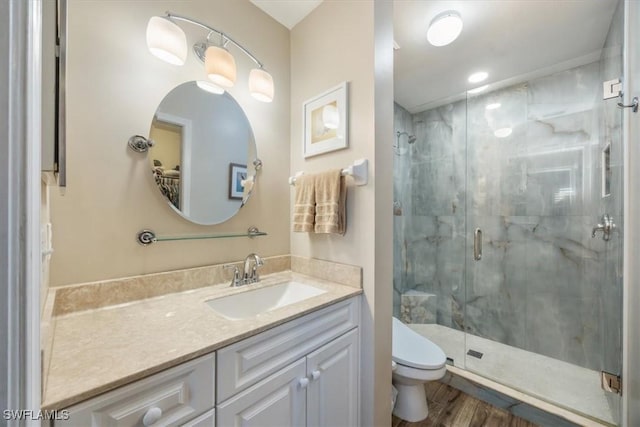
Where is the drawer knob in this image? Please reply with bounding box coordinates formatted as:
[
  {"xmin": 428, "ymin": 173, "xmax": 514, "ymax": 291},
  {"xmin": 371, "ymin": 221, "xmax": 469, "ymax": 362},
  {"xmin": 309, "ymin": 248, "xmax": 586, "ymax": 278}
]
[
  {"xmin": 311, "ymin": 370, "xmax": 321, "ymax": 380},
  {"xmin": 142, "ymin": 406, "xmax": 163, "ymax": 426},
  {"xmin": 299, "ymin": 377, "xmax": 310, "ymax": 388}
]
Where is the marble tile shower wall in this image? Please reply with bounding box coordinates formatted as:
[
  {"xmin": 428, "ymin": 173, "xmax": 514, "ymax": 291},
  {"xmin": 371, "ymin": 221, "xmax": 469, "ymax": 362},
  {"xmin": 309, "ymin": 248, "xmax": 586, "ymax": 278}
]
[
  {"xmin": 393, "ymin": 103, "xmax": 414, "ymax": 318},
  {"xmin": 394, "ymin": 61, "xmax": 621, "ymax": 371}
]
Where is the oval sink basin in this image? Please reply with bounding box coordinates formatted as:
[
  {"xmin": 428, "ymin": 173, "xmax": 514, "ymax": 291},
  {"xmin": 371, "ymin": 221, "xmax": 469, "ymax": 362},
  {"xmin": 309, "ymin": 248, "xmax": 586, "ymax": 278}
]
[{"xmin": 205, "ymin": 281, "xmax": 326, "ymax": 320}]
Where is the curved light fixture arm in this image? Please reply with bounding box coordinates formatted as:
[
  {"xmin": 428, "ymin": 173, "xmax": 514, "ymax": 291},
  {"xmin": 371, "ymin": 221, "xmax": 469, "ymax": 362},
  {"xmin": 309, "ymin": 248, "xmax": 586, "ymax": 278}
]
[{"xmin": 165, "ymin": 11, "xmax": 263, "ymax": 68}]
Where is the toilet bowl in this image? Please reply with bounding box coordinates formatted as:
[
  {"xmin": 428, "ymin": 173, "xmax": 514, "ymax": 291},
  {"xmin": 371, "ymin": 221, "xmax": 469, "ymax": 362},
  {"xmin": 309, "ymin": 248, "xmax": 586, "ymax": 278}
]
[{"xmin": 392, "ymin": 317, "xmax": 447, "ymax": 422}]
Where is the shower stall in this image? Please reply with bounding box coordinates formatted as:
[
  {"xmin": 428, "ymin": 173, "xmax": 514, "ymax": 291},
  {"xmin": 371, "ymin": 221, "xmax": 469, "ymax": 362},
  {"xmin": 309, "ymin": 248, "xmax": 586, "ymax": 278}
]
[{"xmin": 393, "ymin": 2, "xmax": 624, "ymax": 425}]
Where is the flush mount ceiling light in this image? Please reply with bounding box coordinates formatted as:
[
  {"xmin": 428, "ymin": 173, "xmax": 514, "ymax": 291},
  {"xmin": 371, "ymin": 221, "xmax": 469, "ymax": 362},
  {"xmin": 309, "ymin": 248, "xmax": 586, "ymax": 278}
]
[
  {"xmin": 146, "ymin": 12, "xmax": 275, "ymax": 102},
  {"xmin": 468, "ymin": 71, "xmax": 488, "ymax": 83},
  {"xmin": 494, "ymin": 127, "xmax": 513, "ymax": 138},
  {"xmin": 427, "ymin": 10, "xmax": 463, "ymax": 47},
  {"xmin": 485, "ymin": 102, "xmax": 501, "ymax": 110}
]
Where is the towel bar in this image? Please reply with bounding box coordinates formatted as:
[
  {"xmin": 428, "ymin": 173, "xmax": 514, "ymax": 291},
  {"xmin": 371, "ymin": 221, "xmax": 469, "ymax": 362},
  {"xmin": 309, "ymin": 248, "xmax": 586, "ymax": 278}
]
[
  {"xmin": 288, "ymin": 159, "xmax": 368, "ymax": 186},
  {"xmin": 136, "ymin": 226, "xmax": 267, "ymax": 246}
]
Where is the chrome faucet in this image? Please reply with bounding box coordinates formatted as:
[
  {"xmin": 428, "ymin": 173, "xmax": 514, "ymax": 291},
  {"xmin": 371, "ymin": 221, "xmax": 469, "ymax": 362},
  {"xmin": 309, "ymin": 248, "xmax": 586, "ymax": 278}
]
[
  {"xmin": 223, "ymin": 254, "xmax": 264, "ymax": 287},
  {"xmin": 243, "ymin": 253, "xmax": 264, "ymax": 284}
]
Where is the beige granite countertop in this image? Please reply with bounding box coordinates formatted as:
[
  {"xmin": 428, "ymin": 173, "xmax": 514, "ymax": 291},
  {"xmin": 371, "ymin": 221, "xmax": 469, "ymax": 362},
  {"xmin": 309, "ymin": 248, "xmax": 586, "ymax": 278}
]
[{"xmin": 42, "ymin": 270, "xmax": 362, "ymax": 410}]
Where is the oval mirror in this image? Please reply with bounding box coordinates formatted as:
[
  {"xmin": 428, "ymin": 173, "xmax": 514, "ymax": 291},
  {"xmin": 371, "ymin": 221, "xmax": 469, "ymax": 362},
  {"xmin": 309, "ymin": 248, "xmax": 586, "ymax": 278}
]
[{"xmin": 147, "ymin": 81, "xmax": 259, "ymax": 225}]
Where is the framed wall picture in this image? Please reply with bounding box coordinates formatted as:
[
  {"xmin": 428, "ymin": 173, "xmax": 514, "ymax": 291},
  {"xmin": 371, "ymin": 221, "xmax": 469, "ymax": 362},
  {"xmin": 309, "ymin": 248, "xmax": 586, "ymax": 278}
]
[
  {"xmin": 303, "ymin": 81, "xmax": 349, "ymax": 158},
  {"xmin": 229, "ymin": 163, "xmax": 247, "ymax": 200}
]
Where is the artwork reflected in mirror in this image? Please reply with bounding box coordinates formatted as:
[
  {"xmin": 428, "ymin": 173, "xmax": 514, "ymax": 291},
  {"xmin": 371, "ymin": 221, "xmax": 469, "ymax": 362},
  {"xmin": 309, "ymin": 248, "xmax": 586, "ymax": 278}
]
[{"xmin": 148, "ymin": 81, "xmax": 258, "ymax": 225}]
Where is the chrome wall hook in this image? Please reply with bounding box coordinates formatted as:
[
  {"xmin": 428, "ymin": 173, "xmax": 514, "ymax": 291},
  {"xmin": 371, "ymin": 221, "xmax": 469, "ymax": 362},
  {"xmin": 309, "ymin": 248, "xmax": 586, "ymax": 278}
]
[{"xmin": 617, "ymin": 96, "xmax": 638, "ymax": 113}]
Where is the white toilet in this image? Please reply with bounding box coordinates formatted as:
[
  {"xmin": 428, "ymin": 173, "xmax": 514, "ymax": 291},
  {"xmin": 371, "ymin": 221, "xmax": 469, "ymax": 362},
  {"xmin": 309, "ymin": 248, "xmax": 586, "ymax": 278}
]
[{"xmin": 392, "ymin": 317, "xmax": 447, "ymax": 422}]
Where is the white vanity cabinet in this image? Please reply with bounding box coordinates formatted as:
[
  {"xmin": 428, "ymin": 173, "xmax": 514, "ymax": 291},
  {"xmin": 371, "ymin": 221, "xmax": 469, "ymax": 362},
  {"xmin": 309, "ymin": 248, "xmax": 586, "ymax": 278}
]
[
  {"xmin": 54, "ymin": 353, "xmax": 216, "ymax": 427},
  {"xmin": 54, "ymin": 296, "xmax": 360, "ymax": 427},
  {"xmin": 216, "ymin": 297, "xmax": 360, "ymax": 427}
]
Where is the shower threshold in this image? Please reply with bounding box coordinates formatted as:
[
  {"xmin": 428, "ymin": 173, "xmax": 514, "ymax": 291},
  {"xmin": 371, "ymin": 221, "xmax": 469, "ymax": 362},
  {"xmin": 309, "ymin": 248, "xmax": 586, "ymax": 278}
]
[{"xmin": 409, "ymin": 323, "xmax": 616, "ymax": 426}]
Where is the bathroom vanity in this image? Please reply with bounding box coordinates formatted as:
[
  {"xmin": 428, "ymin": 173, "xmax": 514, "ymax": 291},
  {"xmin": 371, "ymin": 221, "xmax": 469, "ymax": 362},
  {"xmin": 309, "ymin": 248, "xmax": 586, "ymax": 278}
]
[{"xmin": 43, "ymin": 261, "xmax": 362, "ymax": 427}]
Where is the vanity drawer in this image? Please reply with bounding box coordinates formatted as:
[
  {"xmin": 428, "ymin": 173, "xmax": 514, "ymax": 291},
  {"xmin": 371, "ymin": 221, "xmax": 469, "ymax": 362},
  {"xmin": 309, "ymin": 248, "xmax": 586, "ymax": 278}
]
[
  {"xmin": 56, "ymin": 353, "xmax": 215, "ymax": 427},
  {"xmin": 217, "ymin": 296, "xmax": 360, "ymax": 403}
]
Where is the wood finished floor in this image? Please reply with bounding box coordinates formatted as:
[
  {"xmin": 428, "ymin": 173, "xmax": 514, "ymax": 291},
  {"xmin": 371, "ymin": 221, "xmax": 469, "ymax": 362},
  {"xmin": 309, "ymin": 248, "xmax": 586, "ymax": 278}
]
[{"xmin": 392, "ymin": 382, "xmax": 539, "ymax": 427}]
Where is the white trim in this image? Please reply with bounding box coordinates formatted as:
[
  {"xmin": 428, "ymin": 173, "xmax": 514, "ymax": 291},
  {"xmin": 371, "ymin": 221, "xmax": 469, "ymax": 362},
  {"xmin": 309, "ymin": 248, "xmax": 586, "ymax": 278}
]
[
  {"xmin": 26, "ymin": 0, "xmax": 42, "ymax": 421},
  {"xmin": 154, "ymin": 111, "xmax": 192, "ymax": 217}
]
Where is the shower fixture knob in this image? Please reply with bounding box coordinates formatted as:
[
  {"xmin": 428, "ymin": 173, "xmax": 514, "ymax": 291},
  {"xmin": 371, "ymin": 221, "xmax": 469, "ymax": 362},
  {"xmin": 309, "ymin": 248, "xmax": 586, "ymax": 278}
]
[{"xmin": 592, "ymin": 214, "xmax": 616, "ymax": 241}]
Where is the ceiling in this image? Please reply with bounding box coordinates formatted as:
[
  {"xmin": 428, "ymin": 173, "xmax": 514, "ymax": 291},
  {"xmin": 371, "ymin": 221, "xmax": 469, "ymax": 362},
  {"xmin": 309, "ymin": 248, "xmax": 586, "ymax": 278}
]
[
  {"xmin": 250, "ymin": 0, "xmax": 323, "ymax": 29},
  {"xmin": 394, "ymin": 0, "xmax": 619, "ymax": 113},
  {"xmin": 249, "ymin": 1, "xmax": 618, "ymax": 113}
]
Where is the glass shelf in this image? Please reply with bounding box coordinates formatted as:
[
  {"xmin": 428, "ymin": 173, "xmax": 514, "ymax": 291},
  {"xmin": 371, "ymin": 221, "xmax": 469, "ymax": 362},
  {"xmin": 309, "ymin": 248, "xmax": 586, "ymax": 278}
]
[{"xmin": 137, "ymin": 227, "xmax": 266, "ymax": 246}]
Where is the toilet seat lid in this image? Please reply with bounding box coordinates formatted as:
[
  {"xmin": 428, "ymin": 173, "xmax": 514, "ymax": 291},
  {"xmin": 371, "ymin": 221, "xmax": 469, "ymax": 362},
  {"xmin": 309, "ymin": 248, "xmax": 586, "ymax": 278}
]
[{"xmin": 392, "ymin": 317, "xmax": 446, "ymax": 370}]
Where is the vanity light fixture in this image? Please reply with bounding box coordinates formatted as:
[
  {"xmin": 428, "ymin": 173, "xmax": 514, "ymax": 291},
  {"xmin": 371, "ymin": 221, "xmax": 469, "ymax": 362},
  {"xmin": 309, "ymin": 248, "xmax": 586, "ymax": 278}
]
[
  {"xmin": 146, "ymin": 16, "xmax": 188, "ymax": 65},
  {"xmin": 146, "ymin": 12, "xmax": 275, "ymax": 102},
  {"xmin": 205, "ymin": 45, "xmax": 236, "ymax": 88},
  {"xmin": 427, "ymin": 10, "xmax": 463, "ymax": 47},
  {"xmin": 468, "ymin": 71, "xmax": 488, "ymax": 84}
]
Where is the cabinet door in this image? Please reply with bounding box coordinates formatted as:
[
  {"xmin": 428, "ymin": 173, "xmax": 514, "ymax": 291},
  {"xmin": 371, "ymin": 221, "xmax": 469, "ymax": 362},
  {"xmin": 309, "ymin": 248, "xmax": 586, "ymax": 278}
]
[
  {"xmin": 182, "ymin": 409, "xmax": 215, "ymax": 427},
  {"xmin": 306, "ymin": 328, "xmax": 359, "ymax": 427},
  {"xmin": 217, "ymin": 358, "xmax": 306, "ymax": 427}
]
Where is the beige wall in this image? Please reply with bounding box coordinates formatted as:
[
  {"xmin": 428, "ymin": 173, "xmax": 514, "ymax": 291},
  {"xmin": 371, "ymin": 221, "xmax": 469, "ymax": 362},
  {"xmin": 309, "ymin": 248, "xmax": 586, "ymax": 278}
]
[
  {"xmin": 149, "ymin": 122, "xmax": 181, "ymax": 171},
  {"xmin": 50, "ymin": 0, "xmax": 290, "ymax": 286},
  {"xmin": 290, "ymin": 1, "xmax": 393, "ymax": 425}
]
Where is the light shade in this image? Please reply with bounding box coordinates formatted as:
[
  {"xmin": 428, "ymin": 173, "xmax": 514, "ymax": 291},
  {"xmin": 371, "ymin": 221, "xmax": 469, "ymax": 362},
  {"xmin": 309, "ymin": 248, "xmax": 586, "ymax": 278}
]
[
  {"xmin": 322, "ymin": 104, "xmax": 339, "ymax": 129},
  {"xmin": 427, "ymin": 11, "xmax": 463, "ymax": 47},
  {"xmin": 205, "ymin": 46, "xmax": 236, "ymax": 88},
  {"xmin": 249, "ymin": 68, "xmax": 274, "ymax": 103},
  {"xmin": 196, "ymin": 80, "xmax": 224, "ymax": 94},
  {"xmin": 146, "ymin": 16, "xmax": 187, "ymax": 66}
]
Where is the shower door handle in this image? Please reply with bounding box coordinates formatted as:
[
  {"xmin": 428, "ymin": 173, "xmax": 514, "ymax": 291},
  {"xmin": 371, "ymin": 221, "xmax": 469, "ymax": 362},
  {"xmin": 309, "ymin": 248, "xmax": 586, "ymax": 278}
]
[
  {"xmin": 474, "ymin": 228, "xmax": 482, "ymax": 261},
  {"xmin": 592, "ymin": 214, "xmax": 616, "ymax": 241}
]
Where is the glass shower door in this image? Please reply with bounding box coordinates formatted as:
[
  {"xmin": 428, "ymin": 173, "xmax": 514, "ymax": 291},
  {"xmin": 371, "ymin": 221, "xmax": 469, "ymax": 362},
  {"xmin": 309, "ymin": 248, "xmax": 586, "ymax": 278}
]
[{"xmin": 463, "ymin": 55, "xmax": 623, "ymax": 424}]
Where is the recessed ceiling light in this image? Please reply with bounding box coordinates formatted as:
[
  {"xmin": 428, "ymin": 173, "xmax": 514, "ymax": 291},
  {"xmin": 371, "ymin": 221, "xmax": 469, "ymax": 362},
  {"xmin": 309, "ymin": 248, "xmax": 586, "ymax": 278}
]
[
  {"xmin": 494, "ymin": 127, "xmax": 513, "ymax": 138},
  {"xmin": 468, "ymin": 71, "xmax": 488, "ymax": 83},
  {"xmin": 486, "ymin": 103, "xmax": 501, "ymax": 110},
  {"xmin": 468, "ymin": 85, "xmax": 488, "ymax": 94},
  {"xmin": 427, "ymin": 11, "xmax": 463, "ymax": 47}
]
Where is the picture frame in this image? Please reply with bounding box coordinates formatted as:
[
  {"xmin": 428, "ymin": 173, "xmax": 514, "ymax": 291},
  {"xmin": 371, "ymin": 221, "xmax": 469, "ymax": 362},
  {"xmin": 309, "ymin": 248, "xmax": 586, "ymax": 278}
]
[
  {"xmin": 303, "ymin": 81, "xmax": 349, "ymax": 158},
  {"xmin": 228, "ymin": 163, "xmax": 247, "ymax": 200}
]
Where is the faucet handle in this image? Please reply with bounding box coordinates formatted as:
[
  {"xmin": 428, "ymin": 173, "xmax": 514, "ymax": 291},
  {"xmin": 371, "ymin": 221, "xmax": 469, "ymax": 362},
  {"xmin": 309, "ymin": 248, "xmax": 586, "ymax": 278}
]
[
  {"xmin": 251, "ymin": 265, "xmax": 262, "ymax": 282},
  {"xmin": 223, "ymin": 264, "xmax": 241, "ymax": 286}
]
